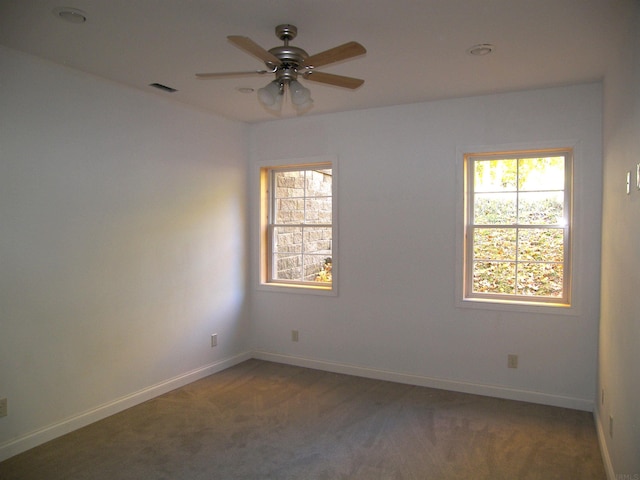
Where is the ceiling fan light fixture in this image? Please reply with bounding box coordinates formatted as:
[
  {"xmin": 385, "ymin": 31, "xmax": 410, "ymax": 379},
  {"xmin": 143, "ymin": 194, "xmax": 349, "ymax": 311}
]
[{"xmin": 257, "ymin": 80, "xmax": 282, "ymax": 106}]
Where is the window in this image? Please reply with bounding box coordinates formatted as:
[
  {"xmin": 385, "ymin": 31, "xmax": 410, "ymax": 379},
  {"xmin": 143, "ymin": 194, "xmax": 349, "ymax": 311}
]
[
  {"xmin": 260, "ymin": 161, "xmax": 334, "ymax": 291},
  {"xmin": 463, "ymin": 149, "xmax": 572, "ymax": 306}
]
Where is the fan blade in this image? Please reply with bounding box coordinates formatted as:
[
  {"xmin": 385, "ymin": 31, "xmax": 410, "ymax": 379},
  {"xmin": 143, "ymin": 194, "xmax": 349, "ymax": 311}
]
[
  {"xmin": 305, "ymin": 41, "xmax": 366, "ymax": 68},
  {"xmin": 304, "ymin": 71, "xmax": 364, "ymax": 89},
  {"xmin": 228, "ymin": 35, "xmax": 282, "ymax": 65},
  {"xmin": 196, "ymin": 70, "xmax": 269, "ymax": 79}
]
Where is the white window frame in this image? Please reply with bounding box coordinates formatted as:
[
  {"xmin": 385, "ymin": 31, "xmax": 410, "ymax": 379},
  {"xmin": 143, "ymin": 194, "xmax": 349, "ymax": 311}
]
[
  {"xmin": 257, "ymin": 156, "xmax": 337, "ymax": 295},
  {"xmin": 461, "ymin": 147, "xmax": 573, "ymax": 308}
]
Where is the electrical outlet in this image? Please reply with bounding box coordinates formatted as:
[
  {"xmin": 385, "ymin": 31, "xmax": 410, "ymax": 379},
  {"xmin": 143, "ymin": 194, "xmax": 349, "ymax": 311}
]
[
  {"xmin": 507, "ymin": 354, "xmax": 518, "ymax": 369},
  {"xmin": 211, "ymin": 334, "xmax": 218, "ymax": 347},
  {"xmin": 0, "ymin": 398, "xmax": 7, "ymax": 417},
  {"xmin": 291, "ymin": 330, "xmax": 299, "ymax": 342}
]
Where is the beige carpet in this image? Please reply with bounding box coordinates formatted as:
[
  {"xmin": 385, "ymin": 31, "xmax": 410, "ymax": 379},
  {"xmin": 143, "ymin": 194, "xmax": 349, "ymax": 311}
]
[{"xmin": 0, "ymin": 359, "xmax": 606, "ymax": 479}]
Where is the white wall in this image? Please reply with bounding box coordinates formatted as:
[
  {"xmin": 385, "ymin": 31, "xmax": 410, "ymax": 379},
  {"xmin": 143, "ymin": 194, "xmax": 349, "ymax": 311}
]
[
  {"xmin": 598, "ymin": 1, "xmax": 640, "ymax": 476},
  {"xmin": 0, "ymin": 47, "xmax": 250, "ymax": 459},
  {"xmin": 249, "ymin": 83, "xmax": 603, "ymax": 411},
  {"xmin": 1, "ymin": 38, "xmax": 622, "ymax": 467}
]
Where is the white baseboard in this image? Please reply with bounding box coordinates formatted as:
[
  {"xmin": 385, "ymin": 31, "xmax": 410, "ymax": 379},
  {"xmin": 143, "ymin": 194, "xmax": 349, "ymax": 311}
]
[
  {"xmin": 0, "ymin": 351, "xmax": 252, "ymax": 463},
  {"xmin": 594, "ymin": 409, "xmax": 616, "ymax": 480},
  {"xmin": 252, "ymin": 351, "xmax": 595, "ymax": 412}
]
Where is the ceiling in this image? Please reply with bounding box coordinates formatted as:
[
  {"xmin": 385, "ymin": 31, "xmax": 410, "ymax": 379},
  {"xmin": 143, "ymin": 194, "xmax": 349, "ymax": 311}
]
[{"xmin": 0, "ymin": 0, "xmax": 630, "ymax": 123}]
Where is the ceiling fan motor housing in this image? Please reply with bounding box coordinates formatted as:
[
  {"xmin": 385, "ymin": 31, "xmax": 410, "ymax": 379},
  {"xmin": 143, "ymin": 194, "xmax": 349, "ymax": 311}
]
[
  {"xmin": 268, "ymin": 46, "xmax": 308, "ymax": 74},
  {"xmin": 267, "ymin": 25, "xmax": 309, "ymax": 82}
]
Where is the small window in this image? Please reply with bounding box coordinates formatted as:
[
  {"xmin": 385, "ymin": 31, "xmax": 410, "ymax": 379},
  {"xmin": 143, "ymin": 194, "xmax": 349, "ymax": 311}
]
[
  {"xmin": 260, "ymin": 162, "xmax": 334, "ymax": 291},
  {"xmin": 463, "ymin": 149, "xmax": 572, "ymax": 306}
]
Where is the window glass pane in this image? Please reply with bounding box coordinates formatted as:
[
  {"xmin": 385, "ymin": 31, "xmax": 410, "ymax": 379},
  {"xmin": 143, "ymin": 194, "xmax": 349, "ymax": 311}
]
[
  {"xmin": 305, "ymin": 198, "xmax": 332, "ymax": 224},
  {"xmin": 303, "ymin": 227, "xmax": 332, "ymax": 255},
  {"xmin": 305, "ymin": 169, "xmax": 332, "ymax": 196},
  {"xmin": 275, "ymin": 198, "xmax": 304, "ymax": 224},
  {"xmin": 474, "ymin": 159, "xmax": 518, "ymax": 192},
  {"xmin": 516, "ymin": 263, "xmax": 563, "ymax": 297},
  {"xmin": 305, "ymin": 255, "xmax": 332, "ymax": 283},
  {"xmin": 472, "ymin": 261, "xmax": 516, "ymax": 294},
  {"xmin": 273, "ymin": 226, "xmax": 302, "ymax": 254},
  {"xmin": 473, "ymin": 193, "xmax": 517, "ymax": 224},
  {"xmin": 517, "ymin": 191, "xmax": 564, "ymax": 225},
  {"xmin": 518, "ymin": 229, "xmax": 564, "ymax": 262},
  {"xmin": 473, "ymin": 228, "xmax": 516, "ymax": 260},
  {"xmin": 273, "ymin": 254, "xmax": 303, "ymax": 281},
  {"xmin": 274, "ymin": 171, "xmax": 304, "ymax": 199},
  {"xmin": 518, "ymin": 157, "xmax": 565, "ymax": 191}
]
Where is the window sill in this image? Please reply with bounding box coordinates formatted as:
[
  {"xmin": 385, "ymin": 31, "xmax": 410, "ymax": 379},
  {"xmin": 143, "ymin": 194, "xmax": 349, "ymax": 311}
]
[
  {"xmin": 457, "ymin": 297, "xmax": 577, "ymax": 316},
  {"xmin": 258, "ymin": 282, "xmax": 337, "ymax": 296}
]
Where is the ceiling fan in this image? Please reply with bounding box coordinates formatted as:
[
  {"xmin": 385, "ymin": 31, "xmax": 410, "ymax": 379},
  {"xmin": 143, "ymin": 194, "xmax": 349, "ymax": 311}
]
[{"xmin": 196, "ymin": 24, "xmax": 366, "ymax": 111}]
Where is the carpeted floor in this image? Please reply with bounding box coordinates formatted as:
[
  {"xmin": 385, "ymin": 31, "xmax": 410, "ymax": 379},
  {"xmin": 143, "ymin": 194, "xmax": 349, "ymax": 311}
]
[{"xmin": 0, "ymin": 359, "xmax": 606, "ymax": 479}]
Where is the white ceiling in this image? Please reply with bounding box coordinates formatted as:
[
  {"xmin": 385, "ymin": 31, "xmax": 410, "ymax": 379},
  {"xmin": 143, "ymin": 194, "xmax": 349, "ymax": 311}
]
[{"xmin": 0, "ymin": 0, "xmax": 630, "ymax": 123}]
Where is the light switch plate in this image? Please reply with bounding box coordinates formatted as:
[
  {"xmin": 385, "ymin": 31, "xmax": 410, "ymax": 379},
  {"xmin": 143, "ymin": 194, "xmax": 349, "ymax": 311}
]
[{"xmin": 627, "ymin": 171, "xmax": 631, "ymax": 195}]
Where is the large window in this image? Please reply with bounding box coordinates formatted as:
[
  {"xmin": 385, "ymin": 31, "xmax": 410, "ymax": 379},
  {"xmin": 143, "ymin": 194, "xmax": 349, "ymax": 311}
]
[
  {"xmin": 463, "ymin": 149, "xmax": 572, "ymax": 306},
  {"xmin": 260, "ymin": 162, "xmax": 334, "ymax": 291}
]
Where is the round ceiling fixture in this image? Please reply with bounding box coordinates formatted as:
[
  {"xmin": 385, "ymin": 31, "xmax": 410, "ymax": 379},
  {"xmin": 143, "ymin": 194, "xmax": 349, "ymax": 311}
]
[
  {"xmin": 467, "ymin": 44, "xmax": 494, "ymax": 56},
  {"xmin": 52, "ymin": 7, "xmax": 87, "ymax": 24}
]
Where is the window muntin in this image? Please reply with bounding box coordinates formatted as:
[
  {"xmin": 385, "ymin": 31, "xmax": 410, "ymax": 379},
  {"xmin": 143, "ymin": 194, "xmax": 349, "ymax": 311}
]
[
  {"xmin": 464, "ymin": 150, "xmax": 572, "ymax": 305},
  {"xmin": 263, "ymin": 164, "xmax": 333, "ymax": 289}
]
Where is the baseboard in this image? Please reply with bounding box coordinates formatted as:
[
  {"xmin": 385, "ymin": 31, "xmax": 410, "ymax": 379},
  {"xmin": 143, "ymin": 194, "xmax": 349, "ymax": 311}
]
[
  {"xmin": 252, "ymin": 351, "xmax": 595, "ymax": 412},
  {"xmin": 594, "ymin": 409, "xmax": 616, "ymax": 480},
  {"xmin": 0, "ymin": 351, "xmax": 252, "ymax": 462}
]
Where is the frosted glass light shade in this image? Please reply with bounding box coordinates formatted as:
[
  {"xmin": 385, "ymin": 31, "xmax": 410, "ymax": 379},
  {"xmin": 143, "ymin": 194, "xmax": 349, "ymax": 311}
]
[
  {"xmin": 289, "ymin": 80, "xmax": 311, "ymax": 106},
  {"xmin": 258, "ymin": 81, "xmax": 281, "ymax": 106}
]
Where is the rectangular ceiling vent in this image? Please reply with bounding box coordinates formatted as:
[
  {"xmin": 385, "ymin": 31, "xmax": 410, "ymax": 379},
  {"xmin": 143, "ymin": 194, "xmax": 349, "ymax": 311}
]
[{"xmin": 149, "ymin": 83, "xmax": 177, "ymax": 93}]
